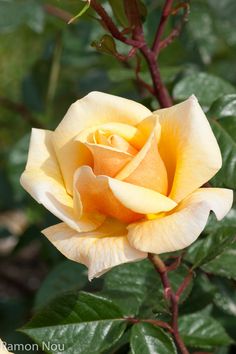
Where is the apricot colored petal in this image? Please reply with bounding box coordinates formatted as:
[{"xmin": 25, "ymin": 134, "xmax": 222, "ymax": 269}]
[
  {"xmin": 20, "ymin": 129, "xmax": 102, "ymax": 232},
  {"xmin": 74, "ymin": 166, "xmax": 176, "ymax": 223},
  {"xmin": 53, "ymin": 92, "xmax": 151, "ymax": 194},
  {"xmin": 85, "ymin": 143, "xmax": 132, "ymax": 177},
  {"xmin": 116, "ymin": 116, "xmax": 168, "ymax": 194},
  {"xmin": 42, "ymin": 220, "xmax": 146, "ymax": 280},
  {"xmin": 127, "ymin": 188, "xmax": 233, "ymax": 254},
  {"xmin": 156, "ymin": 95, "xmax": 222, "ymax": 202}
]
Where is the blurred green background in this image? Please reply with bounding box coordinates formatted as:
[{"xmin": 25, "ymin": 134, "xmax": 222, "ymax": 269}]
[{"xmin": 0, "ymin": 0, "xmax": 236, "ymax": 353}]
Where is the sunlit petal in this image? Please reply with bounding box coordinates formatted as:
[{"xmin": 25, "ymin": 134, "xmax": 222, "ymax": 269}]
[
  {"xmin": 128, "ymin": 188, "xmax": 233, "ymax": 254},
  {"xmin": 42, "ymin": 220, "xmax": 146, "ymax": 280}
]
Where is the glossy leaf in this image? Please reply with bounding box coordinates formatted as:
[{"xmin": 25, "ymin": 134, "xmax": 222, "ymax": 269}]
[
  {"xmin": 208, "ymin": 94, "xmax": 236, "ymax": 118},
  {"xmin": 173, "ymin": 72, "xmax": 236, "ymax": 109},
  {"xmin": 185, "ymin": 227, "xmax": 236, "ymax": 268},
  {"xmin": 21, "ymin": 292, "xmax": 127, "ymax": 354},
  {"xmin": 179, "ymin": 313, "xmax": 233, "ymax": 348},
  {"xmin": 130, "ymin": 323, "xmax": 177, "ymax": 354},
  {"xmin": 35, "ymin": 260, "xmax": 88, "ymax": 309},
  {"xmin": 202, "ymin": 243, "xmax": 236, "ymax": 279},
  {"xmin": 213, "ymin": 279, "xmax": 236, "ymax": 316},
  {"xmin": 103, "ymin": 260, "xmax": 193, "ymax": 315}
]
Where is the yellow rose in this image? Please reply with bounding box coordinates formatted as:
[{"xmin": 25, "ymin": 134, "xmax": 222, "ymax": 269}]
[
  {"xmin": 0, "ymin": 339, "xmax": 13, "ymax": 354},
  {"xmin": 20, "ymin": 92, "xmax": 233, "ymax": 280}
]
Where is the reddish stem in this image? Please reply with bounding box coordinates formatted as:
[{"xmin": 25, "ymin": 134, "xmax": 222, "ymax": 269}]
[
  {"xmin": 90, "ymin": 0, "xmax": 143, "ymax": 48},
  {"xmin": 152, "ymin": 0, "xmax": 175, "ymax": 55},
  {"xmin": 148, "ymin": 254, "xmax": 190, "ymax": 354},
  {"xmin": 126, "ymin": 317, "xmax": 173, "ymax": 332}
]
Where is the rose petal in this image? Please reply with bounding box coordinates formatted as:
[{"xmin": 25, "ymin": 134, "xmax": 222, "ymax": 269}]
[
  {"xmin": 42, "ymin": 220, "xmax": 146, "ymax": 280},
  {"xmin": 127, "ymin": 188, "xmax": 233, "ymax": 254},
  {"xmin": 116, "ymin": 116, "xmax": 168, "ymax": 194},
  {"xmin": 85, "ymin": 143, "xmax": 132, "ymax": 177},
  {"xmin": 74, "ymin": 166, "xmax": 176, "ymax": 223},
  {"xmin": 53, "ymin": 92, "xmax": 151, "ymax": 194},
  {"xmin": 156, "ymin": 95, "xmax": 222, "ymax": 202},
  {"xmin": 0, "ymin": 339, "xmax": 13, "ymax": 354},
  {"xmin": 20, "ymin": 129, "xmax": 103, "ymax": 232}
]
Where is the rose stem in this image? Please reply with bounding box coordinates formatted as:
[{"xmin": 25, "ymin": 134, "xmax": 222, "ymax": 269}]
[
  {"xmin": 148, "ymin": 253, "xmax": 190, "ymax": 354},
  {"xmin": 90, "ymin": 0, "xmax": 174, "ymax": 107}
]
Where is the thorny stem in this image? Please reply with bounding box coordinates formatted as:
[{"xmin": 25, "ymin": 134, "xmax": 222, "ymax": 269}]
[{"xmin": 148, "ymin": 253, "xmax": 191, "ymax": 354}]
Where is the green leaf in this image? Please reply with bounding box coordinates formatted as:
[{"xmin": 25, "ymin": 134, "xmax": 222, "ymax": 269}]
[
  {"xmin": 103, "ymin": 260, "xmax": 192, "ymax": 316},
  {"xmin": 108, "ymin": 0, "xmax": 129, "ymax": 27},
  {"xmin": 202, "ymin": 243, "xmax": 236, "ymax": 279},
  {"xmin": 35, "ymin": 260, "xmax": 88, "ymax": 309},
  {"xmin": 213, "ymin": 279, "xmax": 236, "ymax": 316},
  {"xmin": 173, "ymin": 72, "xmax": 236, "ymax": 109},
  {"xmin": 21, "ymin": 292, "xmax": 127, "ymax": 354},
  {"xmin": 208, "ymin": 94, "xmax": 236, "ymax": 118},
  {"xmin": 185, "ymin": 227, "xmax": 236, "ymax": 268},
  {"xmin": 130, "ymin": 323, "xmax": 177, "ymax": 354},
  {"xmin": 179, "ymin": 313, "xmax": 233, "ymax": 349},
  {"xmin": 207, "ymin": 95, "xmax": 236, "ymax": 189},
  {"xmin": 97, "ymin": 290, "xmax": 140, "ymax": 317},
  {"xmin": 91, "ymin": 34, "xmax": 118, "ymax": 56},
  {"xmin": 186, "ymin": 1, "xmax": 220, "ymax": 64},
  {"xmin": 182, "ymin": 273, "xmax": 216, "ymax": 314},
  {"xmin": 210, "ymin": 119, "xmax": 236, "ymax": 189}
]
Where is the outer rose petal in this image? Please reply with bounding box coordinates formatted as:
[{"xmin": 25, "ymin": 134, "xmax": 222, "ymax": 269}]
[
  {"xmin": 42, "ymin": 220, "xmax": 147, "ymax": 280},
  {"xmin": 53, "ymin": 92, "xmax": 151, "ymax": 194},
  {"xmin": 156, "ymin": 95, "xmax": 222, "ymax": 202},
  {"xmin": 127, "ymin": 188, "xmax": 233, "ymax": 254},
  {"xmin": 116, "ymin": 116, "xmax": 168, "ymax": 194},
  {"xmin": 20, "ymin": 129, "xmax": 103, "ymax": 232},
  {"xmin": 0, "ymin": 339, "xmax": 13, "ymax": 354},
  {"xmin": 74, "ymin": 166, "xmax": 177, "ymax": 223}
]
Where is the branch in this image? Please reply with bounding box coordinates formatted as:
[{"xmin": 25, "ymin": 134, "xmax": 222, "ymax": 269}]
[
  {"xmin": 90, "ymin": 0, "xmax": 143, "ymax": 48},
  {"xmin": 148, "ymin": 254, "xmax": 190, "ymax": 354},
  {"xmin": 0, "ymin": 96, "xmax": 44, "ymax": 129},
  {"xmin": 44, "ymin": 4, "xmax": 73, "ymax": 23},
  {"xmin": 152, "ymin": 0, "xmax": 174, "ymax": 54},
  {"xmin": 126, "ymin": 317, "xmax": 173, "ymax": 332},
  {"xmin": 158, "ymin": 2, "xmax": 190, "ymax": 52}
]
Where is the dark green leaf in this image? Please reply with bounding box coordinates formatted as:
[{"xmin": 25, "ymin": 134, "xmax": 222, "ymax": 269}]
[
  {"xmin": 21, "ymin": 292, "xmax": 127, "ymax": 354},
  {"xmin": 210, "ymin": 119, "xmax": 236, "ymax": 189},
  {"xmin": 186, "ymin": 1, "xmax": 220, "ymax": 64},
  {"xmin": 97, "ymin": 290, "xmax": 140, "ymax": 317},
  {"xmin": 182, "ymin": 273, "xmax": 216, "ymax": 314},
  {"xmin": 202, "ymin": 243, "xmax": 236, "ymax": 279},
  {"xmin": 35, "ymin": 260, "xmax": 88, "ymax": 309},
  {"xmin": 179, "ymin": 313, "xmax": 233, "ymax": 348},
  {"xmin": 130, "ymin": 323, "xmax": 177, "ymax": 354},
  {"xmin": 185, "ymin": 227, "xmax": 236, "ymax": 268},
  {"xmin": 213, "ymin": 278, "xmax": 236, "ymax": 316},
  {"xmin": 173, "ymin": 72, "xmax": 236, "ymax": 109},
  {"xmin": 108, "ymin": 0, "xmax": 129, "ymax": 27},
  {"xmin": 91, "ymin": 34, "xmax": 118, "ymax": 56},
  {"xmin": 103, "ymin": 260, "xmax": 192, "ymax": 316},
  {"xmin": 208, "ymin": 94, "xmax": 236, "ymax": 118}
]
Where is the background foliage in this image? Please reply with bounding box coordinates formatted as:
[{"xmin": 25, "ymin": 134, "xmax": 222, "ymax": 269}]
[{"xmin": 0, "ymin": 0, "xmax": 235, "ymax": 353}]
